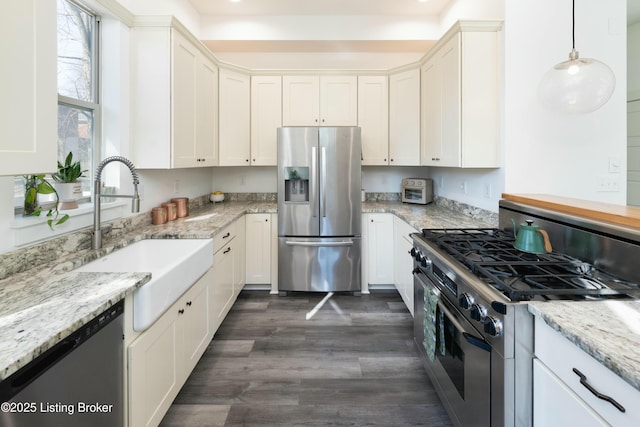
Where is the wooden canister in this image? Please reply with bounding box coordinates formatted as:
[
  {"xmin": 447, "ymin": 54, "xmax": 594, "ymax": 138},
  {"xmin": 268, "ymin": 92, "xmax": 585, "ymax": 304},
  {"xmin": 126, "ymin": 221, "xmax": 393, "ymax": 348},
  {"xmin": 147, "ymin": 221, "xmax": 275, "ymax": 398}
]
[
  {"xmin": 161, "ymin": 202, "xmax": 177, "ymax": 221},
  {"xmin": 151, "ymin": 206, "xmax": 168, "ymax": 225},
  {"xmin": 171, "ymin": 197, "xmax": 189, "ymax": 218}
]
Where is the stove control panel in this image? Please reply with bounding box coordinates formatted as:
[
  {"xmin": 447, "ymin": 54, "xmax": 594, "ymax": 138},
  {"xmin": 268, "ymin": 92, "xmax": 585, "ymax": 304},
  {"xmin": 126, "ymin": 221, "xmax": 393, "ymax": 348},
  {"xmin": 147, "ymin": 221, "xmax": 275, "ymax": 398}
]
[
  {"xmin": 483, "ymin": 316, "xmax": 503, "ymax": 337},
  {"xmin": 470, "ymin": 303, "xmax": 488, "ymax": 322},
  {"xmin": 458, "ymin": 293, "xmax": 475, "ymax": 310}
]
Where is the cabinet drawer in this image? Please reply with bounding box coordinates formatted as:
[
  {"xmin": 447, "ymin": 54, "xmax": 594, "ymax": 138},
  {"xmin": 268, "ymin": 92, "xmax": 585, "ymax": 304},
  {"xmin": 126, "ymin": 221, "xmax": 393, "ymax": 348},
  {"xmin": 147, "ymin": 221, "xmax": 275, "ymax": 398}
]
[
  {"xmin": 535, "ymin": 316, "xmax": 640, "ymax": 426},
  {"xmin": 214, "ymin": 221, "xmax": 237, "ymax": 253}
]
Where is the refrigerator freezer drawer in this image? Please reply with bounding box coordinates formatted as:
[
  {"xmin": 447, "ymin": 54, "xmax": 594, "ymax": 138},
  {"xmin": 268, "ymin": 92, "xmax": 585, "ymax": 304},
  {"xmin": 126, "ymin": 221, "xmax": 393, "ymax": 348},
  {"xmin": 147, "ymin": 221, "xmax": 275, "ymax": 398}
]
[{"xmin": 278, "ymin": 237, "xmax": 361, "ymax": 292}]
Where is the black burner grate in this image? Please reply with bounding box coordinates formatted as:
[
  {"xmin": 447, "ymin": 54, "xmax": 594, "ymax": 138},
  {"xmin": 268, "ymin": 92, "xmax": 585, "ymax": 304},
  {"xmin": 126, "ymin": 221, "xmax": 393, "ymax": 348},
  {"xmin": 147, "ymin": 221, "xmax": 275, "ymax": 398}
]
[{"xmin": 421, "ymin": 228, "xmax": 640, "ymax": 301}]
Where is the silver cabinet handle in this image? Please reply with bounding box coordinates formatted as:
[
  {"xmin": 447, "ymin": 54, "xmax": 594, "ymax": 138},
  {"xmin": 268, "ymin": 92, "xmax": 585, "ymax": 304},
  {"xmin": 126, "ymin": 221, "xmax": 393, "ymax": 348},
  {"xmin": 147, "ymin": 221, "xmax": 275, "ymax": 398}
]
[{"xmin": 572, "ymin": 368, "xmax": 626, "ymax": 413}]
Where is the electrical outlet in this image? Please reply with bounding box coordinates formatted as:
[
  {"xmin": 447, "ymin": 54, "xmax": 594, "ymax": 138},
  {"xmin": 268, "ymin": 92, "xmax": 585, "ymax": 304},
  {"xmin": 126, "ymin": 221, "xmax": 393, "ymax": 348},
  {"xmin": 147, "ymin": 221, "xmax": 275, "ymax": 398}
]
[
  {"xmin": 483, "ymin": 183, "xmax": 492, "ymax": 199},
  {"xmin": 439, "ymin": 176, "xmax": 444, "ymax": 189},
  {"xmin": 138, "ymin": 184, "xmax": 145, "ymax": 201},
  {"xmin": 173, "ymin": 179, "xmax": 180, "ymax": 194},
  {"xmin": 596, "ymin": 174, "xmax": 621, "ymax": 192},
  {"xmin": 240, "ymin": 175, "xmax": 246, "ymax": 185},
  {"xmin": 460, "ymin": 180, "xmax": 467, "ymax": 194}
]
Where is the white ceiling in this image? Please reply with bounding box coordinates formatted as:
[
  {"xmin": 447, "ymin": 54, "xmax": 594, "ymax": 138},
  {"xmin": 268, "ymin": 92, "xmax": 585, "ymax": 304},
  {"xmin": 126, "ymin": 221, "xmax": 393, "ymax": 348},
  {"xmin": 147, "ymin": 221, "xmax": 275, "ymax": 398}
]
[{"xmin": 188, "ymin": 0, "xmax": 453, "ymax": 17}]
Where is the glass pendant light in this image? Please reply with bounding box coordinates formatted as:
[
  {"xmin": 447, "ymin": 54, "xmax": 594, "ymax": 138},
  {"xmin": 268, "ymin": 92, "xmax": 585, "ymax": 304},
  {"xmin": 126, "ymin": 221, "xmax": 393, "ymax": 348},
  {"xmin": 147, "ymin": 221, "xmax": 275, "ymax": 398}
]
[{"xmin": 538, "ymin": 0, "xmax": 615, "ymax": 114}]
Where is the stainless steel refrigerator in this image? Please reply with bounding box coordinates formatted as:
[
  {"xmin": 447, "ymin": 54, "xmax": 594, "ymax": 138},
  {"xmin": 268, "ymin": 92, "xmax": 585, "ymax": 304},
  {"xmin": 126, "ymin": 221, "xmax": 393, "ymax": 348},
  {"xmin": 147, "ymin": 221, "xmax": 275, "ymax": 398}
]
[{"xmin": 277, "ymin": 127, "xmax": 362, "ymax": 293}]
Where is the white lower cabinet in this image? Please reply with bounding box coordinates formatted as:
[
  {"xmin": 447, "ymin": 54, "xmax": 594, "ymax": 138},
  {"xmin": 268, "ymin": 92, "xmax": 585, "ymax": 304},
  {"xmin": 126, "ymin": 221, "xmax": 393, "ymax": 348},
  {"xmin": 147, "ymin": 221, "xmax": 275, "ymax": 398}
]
[
  {"xmin": 210, "ymin": 217, "xmax": 245, "ymax": 333},
  {"xmin": 366, "ymin": 213, "xmax": 395, "ymax": 285},
  {"xmin": 128, "ymin": 273, "xmax": 210, "ymax": 427},
  {"xmin": 393, "ymin": 217, "xmax": 416, "ymax": 316},
  {"xmin": 245, "ymin": 213, "xmax": 273, "ymax": 284},
  {"xmin": 533, "ymin": 316, "xmax": 640, "ymax": 427}
]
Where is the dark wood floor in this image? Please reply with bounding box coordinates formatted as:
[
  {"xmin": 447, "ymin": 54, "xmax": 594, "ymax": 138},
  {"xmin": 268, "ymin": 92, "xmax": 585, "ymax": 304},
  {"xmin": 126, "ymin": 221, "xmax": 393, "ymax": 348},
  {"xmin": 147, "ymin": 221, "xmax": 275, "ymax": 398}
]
[{"xmin": 160, "ymin": 290, "xmax": 453, "ymax": 427}]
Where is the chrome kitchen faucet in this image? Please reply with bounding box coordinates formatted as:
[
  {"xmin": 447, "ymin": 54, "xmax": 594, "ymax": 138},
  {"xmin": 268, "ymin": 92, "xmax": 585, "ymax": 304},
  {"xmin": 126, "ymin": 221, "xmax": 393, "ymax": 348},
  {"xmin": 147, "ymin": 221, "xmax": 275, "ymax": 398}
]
[{"xmin": 92, "ymin": 156, "xmax": 140, "ymax": 250}]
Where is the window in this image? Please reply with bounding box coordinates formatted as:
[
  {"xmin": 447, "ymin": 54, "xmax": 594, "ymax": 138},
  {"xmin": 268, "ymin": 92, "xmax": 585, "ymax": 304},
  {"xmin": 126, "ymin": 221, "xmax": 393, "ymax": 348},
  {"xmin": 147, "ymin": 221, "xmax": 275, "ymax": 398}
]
[{"xmin": 14, "ymin": 0, "xmax": 99, "ymax": 211}]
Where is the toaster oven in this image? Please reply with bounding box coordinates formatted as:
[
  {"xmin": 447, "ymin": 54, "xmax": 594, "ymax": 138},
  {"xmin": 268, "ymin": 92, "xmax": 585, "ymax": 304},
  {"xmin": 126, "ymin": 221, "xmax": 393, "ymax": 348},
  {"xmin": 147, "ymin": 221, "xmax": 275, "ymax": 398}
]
[{"xmin": 401, "ymin": 178, "xmax": 433, "ymax": 205}]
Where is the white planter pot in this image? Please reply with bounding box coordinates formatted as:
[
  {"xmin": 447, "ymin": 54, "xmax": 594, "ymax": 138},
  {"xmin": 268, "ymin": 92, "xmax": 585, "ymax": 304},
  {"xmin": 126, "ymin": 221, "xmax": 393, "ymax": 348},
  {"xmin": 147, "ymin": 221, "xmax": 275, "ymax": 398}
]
[{"xmin": 54, "ymin": 182, "xmax": 82, "ymax": 209}]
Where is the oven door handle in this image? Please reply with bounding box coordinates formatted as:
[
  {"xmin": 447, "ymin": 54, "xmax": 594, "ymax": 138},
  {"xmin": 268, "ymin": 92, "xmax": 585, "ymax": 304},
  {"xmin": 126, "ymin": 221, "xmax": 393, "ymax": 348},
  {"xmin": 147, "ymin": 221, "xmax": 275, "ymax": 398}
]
[{"xmin": 437, "ymin": 300, "xmax": 492, "ymax": 353}]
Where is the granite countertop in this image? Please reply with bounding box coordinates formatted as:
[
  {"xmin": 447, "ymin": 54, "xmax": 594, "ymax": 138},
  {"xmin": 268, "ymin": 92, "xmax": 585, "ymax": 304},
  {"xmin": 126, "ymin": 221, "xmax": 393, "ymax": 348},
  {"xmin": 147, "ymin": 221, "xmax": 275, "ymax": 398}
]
[
  {"xmin": 528, "ymin": 301, "xmax": 640, "ymax": 393},
  {"xmin": 0, "ymin": 199, "xmax": 492, "ymax": 381}
]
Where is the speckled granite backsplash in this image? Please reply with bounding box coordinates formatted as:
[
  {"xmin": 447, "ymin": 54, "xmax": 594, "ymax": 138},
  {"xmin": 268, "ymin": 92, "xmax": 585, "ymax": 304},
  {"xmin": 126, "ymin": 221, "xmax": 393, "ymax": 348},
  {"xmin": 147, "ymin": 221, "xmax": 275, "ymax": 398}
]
[{"xmin": 0, "ymin": 193, "xmax": 497, "ymax": 280}]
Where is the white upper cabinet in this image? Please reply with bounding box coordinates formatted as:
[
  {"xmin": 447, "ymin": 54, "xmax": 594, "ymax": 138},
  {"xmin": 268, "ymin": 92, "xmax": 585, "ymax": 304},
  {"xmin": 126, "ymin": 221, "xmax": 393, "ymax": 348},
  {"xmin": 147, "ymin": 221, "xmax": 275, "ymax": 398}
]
[
  {"xmin": 359, "ymin": 76, "xmax": 390, "ymax": 165},
  {"xmin": 282, "ymin": 75, "xmax": 357, "ymax": 126},
  {"xmin": 1, "ymin": 0, "xmax": 57, "ymax": 175},
  {"xmin": 421, "ymin": 22, "xmax": 501, "ymax": 168},
  {"xmin": 218, "ymin": 68, "xmax": 251, "ymax": 166},
  {"xmin": 251, "ymin": 76, "xmax": 282, "ymax": 166},
  {"xmin": 131, "ymin": 22, "xmax": 218, "ymax": 169},
  {"xmin": 389, "ymin": 68, "xmax": 421, "ymax": 166}
]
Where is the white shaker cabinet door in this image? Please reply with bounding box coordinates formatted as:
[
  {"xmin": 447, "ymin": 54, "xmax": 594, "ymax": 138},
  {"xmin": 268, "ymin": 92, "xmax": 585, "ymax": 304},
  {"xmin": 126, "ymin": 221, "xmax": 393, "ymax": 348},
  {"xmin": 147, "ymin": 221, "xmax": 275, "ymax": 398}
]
[
  {"xmin": 251, "ymin": 76, "xmax": 281, "ymax": 165},
  {"xmin": 282, "ymin": 75, "xmax": 320, "ymax": 126},
  {"xmin": 219, "ymin": 68, "xmax": 251, "ymax": 166},
  {"xmin": 1, "ymin": 0, "xmax": 57, "ymax": 175},
  {"xmin": 389, "ymin": 68, "xmax": 421, "ymax": 166},
  {"xmin": 359, "ymin": 76, "xmax": 390, "ymax": 165}
]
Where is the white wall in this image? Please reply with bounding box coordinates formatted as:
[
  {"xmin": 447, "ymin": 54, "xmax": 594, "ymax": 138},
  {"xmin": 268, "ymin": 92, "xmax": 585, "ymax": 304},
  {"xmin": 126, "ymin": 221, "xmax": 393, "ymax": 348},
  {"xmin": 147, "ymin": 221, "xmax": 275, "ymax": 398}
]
[
  {"xmin": 210, "ymin": 166, "xmax": 428, "ymax": 194},
  {"xmin": 199, "ymin": 15, "xmax": 441, "ymax": 41},
  {"xmin": 629, "ymin": 21, "xmax": 640, "ymax": 99},
  {"xmin": 429, "ymin": 168, "xmax": 504, "ymax": 212},
  {"xmin": 137, "ymin": 168, "xmax": 213, "ymax": 210},
  {"xmin": 503, "ymin": 0, "xmax": 627, "ymax": 205}
]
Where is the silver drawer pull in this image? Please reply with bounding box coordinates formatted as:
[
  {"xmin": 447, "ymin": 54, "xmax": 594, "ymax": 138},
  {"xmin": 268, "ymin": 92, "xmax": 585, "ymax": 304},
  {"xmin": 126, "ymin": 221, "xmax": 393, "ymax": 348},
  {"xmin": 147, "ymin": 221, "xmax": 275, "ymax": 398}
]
[{"xmin": 572, "ymin": 368, "xmax": 626, "ymax": 413}]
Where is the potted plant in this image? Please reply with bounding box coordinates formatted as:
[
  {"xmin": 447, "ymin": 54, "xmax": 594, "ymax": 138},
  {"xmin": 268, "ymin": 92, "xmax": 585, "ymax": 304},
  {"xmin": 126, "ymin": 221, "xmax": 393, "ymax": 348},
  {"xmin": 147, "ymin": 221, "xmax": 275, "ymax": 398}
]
[
  {"xmin": 51, "ymin": 151, "xmax": 87, "ymax": 209},
  {"xmin": 23, "ymin": 174, "xmax": 70, "ymax": 229}
]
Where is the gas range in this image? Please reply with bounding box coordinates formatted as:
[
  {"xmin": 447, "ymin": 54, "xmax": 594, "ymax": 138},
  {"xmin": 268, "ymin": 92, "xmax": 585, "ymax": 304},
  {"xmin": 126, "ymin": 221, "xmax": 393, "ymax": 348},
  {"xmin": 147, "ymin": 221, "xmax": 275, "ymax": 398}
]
[
  {"xmin": 416, "ymin": 227, "xmax": 640, "ymax": 302},
  {"xmin": 411, "ymin": 199, "xmax": 640, "ymax": 427}
]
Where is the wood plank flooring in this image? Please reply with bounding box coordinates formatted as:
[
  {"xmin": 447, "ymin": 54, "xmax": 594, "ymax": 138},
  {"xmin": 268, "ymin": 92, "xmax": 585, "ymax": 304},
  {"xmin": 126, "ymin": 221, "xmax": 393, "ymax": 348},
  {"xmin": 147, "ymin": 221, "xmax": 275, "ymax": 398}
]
[{"xmin": 160, "ymin": 290, "xmax": 453, "ymax": 427}]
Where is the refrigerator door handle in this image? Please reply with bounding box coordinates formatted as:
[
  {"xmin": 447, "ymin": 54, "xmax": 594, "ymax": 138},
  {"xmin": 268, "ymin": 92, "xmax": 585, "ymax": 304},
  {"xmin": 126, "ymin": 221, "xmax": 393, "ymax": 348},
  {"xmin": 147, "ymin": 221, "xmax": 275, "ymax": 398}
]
[
  {"xmin": 285, "ymin": 240, "xmax": 354, "ymax": 247},
  {"xmin": 311, "ymin": 146, "xmax": 317, "ymax": 218},
  {"xmin": 321, "ymin": 146, "xmax": 327, "ymax": 218}
]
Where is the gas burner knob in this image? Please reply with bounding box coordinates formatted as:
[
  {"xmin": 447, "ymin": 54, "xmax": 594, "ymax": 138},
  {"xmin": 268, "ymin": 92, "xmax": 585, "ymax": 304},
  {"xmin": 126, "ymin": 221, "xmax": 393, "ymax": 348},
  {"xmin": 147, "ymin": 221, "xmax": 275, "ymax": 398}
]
[
  {"xmin": 410, "ymin": 247, "xmax": 419, "ymax": 259},
  {"xmin": 484, "ymin": 316, "xmax": 503, "ymax": 337},
  {"xmin": 420, "ymin": 256, "xmax": 431, "ymax": 268},
  {"xmin": 470, "ymin": 303, "xmax": 488, "ymax": 322},
  {"xmin": 458, "ymin": 293, "xmax": 475, "ymax": 310}
]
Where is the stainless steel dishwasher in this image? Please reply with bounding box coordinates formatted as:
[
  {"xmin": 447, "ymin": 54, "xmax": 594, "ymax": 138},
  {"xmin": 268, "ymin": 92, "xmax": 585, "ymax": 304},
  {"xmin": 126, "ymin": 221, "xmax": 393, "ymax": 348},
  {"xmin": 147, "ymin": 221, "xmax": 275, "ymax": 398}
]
[{"xmin": 0, "ymin": 300, "xmax": 124, "ymax": 427}]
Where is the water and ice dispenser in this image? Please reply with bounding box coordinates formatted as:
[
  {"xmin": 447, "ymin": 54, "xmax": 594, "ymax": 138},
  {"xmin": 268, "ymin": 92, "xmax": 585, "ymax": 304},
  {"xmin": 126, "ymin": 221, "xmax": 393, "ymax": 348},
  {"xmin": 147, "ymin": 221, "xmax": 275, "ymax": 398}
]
[{"xmin": 283, "ymin": 167, "xmax": 309, "ymax": 203}]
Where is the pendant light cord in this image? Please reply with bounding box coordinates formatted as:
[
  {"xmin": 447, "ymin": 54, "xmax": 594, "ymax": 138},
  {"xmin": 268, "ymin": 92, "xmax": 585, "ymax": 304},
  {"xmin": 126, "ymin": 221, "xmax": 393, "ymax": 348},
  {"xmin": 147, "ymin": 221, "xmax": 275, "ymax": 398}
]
[{"xmin": 572, "ymin": 0, "xmax": 575, "ymax": 50}]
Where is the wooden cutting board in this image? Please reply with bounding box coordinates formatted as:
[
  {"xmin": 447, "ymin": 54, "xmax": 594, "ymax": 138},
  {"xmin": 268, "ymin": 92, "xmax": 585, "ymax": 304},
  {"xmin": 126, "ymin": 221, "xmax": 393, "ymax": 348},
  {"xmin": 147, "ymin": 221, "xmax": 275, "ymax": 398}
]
[{"xmin": 501, "ymin": 193, "xmax": 640, "ymax": 229}]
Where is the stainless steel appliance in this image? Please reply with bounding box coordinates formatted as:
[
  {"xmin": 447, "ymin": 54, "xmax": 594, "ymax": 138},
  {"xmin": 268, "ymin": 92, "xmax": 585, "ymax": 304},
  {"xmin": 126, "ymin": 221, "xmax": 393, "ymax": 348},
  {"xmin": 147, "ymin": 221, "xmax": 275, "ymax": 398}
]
[
  {"xmin": 402, "ymin": 178, "xmax": 433, "ymax": 205},
  {"xmin": 411, "ymin": 199, "xmax": 640, "ymax": 427},
  {"xmin": 0, "ymin": 300, "xmax": 124, "ymax": 426},
  {"xmin": 277, "ymin": 127, "xmax": 362, "ymax": 293}
]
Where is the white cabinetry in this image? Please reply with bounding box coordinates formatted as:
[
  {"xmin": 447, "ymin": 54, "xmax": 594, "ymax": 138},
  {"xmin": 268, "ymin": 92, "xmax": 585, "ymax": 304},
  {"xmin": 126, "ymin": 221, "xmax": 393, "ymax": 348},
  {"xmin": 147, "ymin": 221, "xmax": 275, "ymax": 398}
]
[
  {"xmin": 131, "ymin": 22, "xmax": 218, "ymax": 168},
  {"xmin": 219, "ymin": 68, "xmax": 251, "ymax": 166},
  {"xmin": 282, "ymin": 75, "xmax": 357, "ymax": 126},
  {"xmin": 533, "ymin": 316, "xmax": 640, "ymax": 427},
  {"xmin": 366, "ymin": 214, "xmax": 395, "ymax": 285},
  {"xmin": 359, "ymin": 76, "xmax": 390, "ymax": 165},
  {"xmin": 393, "ymin": 217, "xmax": 416, "ymax": 315},
  {"xmin": 389, "ymin": 68, "xmax": 421, "ymax": 166},
  {"xmin": 128, "ymin": 273, "xmax": 210, "ymax": 427},
  {"xmin": 1, "ymin": 0, "xmax": 57, "ymax": 175},
  {"xmin": 421, "ymin": 22, "xmax": 501, "ymax": 168},
  {"xmin": 210, "ymin": 217, "xmax": 245, "ymax": 332},
  {"xmin": 245, "ymin": 213, "xmax": 273, "ymax": 284},
  {"xmin": 251, "ymin": 76, "xmax": 282, "ymax": 165}
]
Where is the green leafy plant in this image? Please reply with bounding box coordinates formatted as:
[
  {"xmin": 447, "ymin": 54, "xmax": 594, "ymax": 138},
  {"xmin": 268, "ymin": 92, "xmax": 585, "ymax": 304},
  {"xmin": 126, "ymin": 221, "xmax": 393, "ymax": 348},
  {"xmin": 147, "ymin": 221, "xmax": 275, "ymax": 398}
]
[
  {"xmin": 52, "ymin": 152, "xmax": 87, "ymax": 183},
  {"xmin": 23, "ymin": 175, "xmax": 70, "ymax": 229}
]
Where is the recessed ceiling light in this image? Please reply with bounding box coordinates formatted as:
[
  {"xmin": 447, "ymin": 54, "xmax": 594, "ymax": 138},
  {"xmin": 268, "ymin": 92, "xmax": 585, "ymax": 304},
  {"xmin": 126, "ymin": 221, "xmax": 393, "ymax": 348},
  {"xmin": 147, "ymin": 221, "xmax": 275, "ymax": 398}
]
[
  {"xmin": 418, "ymin": 0, "xmax": 430, "ymax": 3},
  {"xmin": 229, "ymin": 0, "xmax": 240, "ymax": 3}
]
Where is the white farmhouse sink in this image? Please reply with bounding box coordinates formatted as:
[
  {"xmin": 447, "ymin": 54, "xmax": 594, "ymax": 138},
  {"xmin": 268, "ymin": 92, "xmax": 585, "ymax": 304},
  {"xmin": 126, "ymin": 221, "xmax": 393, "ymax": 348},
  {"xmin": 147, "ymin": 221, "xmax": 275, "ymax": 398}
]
[{"xmin": 76, "ymin": 239, "xmax": 213, "ymax": 331}]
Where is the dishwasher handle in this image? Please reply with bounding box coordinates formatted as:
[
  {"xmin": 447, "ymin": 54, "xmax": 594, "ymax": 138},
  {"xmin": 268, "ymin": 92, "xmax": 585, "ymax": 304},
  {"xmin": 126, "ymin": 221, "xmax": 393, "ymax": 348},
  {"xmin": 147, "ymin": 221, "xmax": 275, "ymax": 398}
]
[{"xmin": 10, "ymin": 338, "xmax": 79, "ymax": 389}]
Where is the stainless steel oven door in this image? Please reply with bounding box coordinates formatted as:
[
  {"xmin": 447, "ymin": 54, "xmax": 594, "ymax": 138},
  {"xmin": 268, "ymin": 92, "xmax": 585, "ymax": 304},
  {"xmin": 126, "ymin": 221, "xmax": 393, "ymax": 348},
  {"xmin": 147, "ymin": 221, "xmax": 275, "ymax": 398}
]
[{"xmin": 414, "ymin": 269, "xmax": 491, "ymax": 427}]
